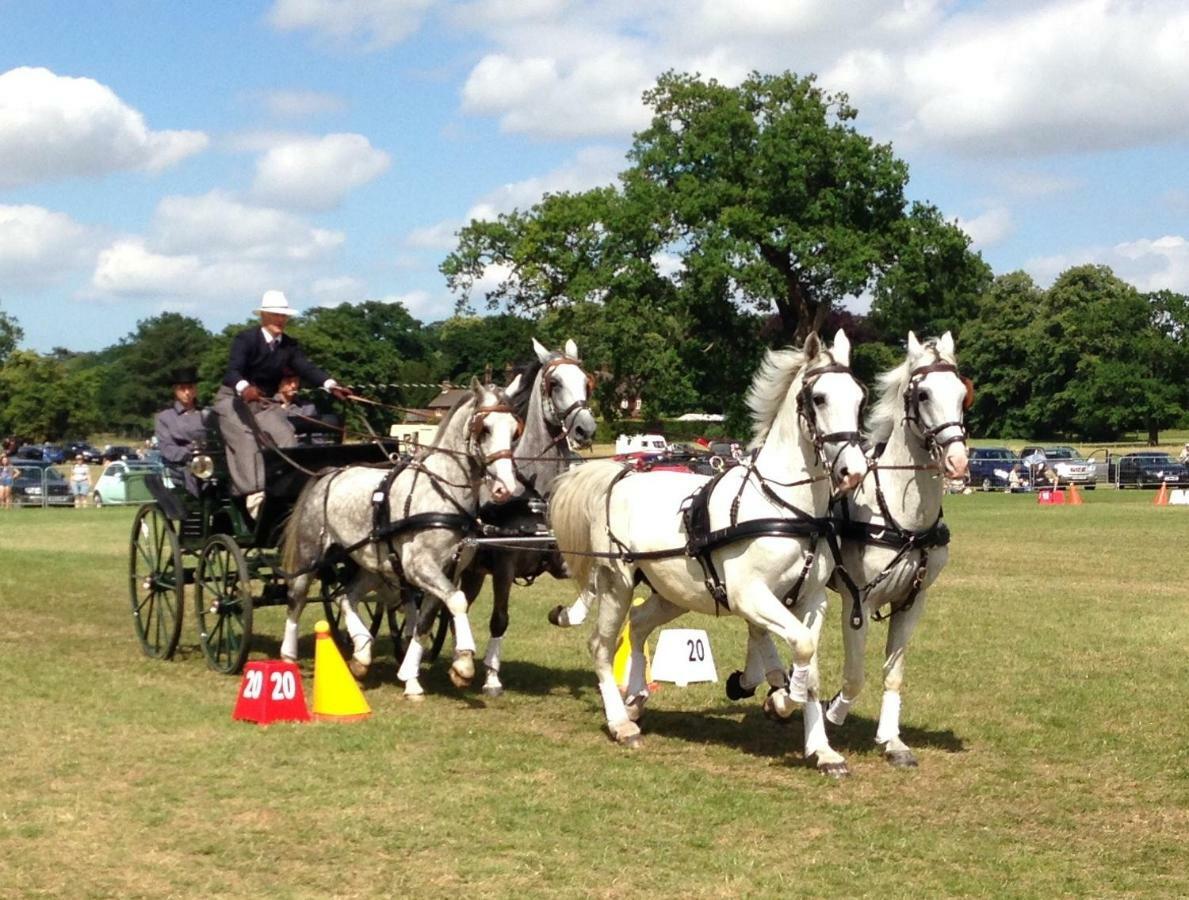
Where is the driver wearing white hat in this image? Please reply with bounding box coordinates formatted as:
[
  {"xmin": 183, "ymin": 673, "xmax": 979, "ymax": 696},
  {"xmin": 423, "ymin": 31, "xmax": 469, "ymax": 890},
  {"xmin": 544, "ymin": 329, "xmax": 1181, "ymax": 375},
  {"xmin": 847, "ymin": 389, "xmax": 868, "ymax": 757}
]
[{"xmin": 212, "ymin": 290, "xmax": 353, "ymax": 516}]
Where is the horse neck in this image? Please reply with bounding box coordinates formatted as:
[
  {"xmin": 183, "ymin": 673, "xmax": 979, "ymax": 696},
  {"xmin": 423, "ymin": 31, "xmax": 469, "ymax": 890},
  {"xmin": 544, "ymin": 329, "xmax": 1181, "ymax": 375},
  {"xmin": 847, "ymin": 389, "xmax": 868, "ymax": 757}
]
[
  {"xmin": 752, "ymin": 391, "xmax": 830, "ymax": 513},
  {"xmin": 416, "ymin": 408, "xmax": 479, "ymax": 510},
  {"xmin": 513, "ymin": 372, "xmax": 573, "ymax": 495},
  {"xmin": 869, "ymin": 421, "xmax": 943, "ymax": 530}
]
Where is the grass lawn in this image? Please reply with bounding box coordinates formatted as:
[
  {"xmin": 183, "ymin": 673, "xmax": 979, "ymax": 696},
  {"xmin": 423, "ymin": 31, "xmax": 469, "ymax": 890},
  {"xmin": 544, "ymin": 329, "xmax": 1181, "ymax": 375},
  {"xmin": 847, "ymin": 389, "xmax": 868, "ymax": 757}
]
[{"xmin": 0, "ymin": 490, "xmax": 1186, "ymax": 897}]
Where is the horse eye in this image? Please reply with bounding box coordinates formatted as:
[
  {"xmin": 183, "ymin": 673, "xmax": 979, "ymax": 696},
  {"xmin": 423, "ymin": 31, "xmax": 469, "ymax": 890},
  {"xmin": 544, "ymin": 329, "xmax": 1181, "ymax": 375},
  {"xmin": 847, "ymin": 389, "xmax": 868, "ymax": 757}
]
[
  {"xmin": 918, "ymin": 390, "xmax": 930, "ymax": 403},
  {"xmin": 813, "ymin": 394, "xmax": 826, "ymax": 407}
]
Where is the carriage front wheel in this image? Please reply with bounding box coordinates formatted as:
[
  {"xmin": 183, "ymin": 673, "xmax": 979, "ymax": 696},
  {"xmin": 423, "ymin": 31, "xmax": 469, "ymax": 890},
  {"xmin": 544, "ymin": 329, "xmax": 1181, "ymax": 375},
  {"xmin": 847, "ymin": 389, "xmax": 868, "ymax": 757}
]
[
  {"xmin": 128, "ymin": 504, "xmax": 185, "ymax": 660},
  {"xmin": 195, "ymin": 534, "xmax": 254, "ymax": 674}
]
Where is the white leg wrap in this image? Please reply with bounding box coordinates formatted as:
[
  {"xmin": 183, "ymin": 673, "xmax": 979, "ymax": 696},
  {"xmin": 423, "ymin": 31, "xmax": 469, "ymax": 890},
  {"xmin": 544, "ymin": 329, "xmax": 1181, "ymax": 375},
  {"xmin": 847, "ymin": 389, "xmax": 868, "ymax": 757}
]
[
  {"xmin": 566, "ymin": 597, "xmax": 589, "ymax": 626},
  {"xmin": 404, "ymin": 676, "xmax": 424, "ymax": 697},
  {"xmin": 280, "ymin": 620, "xmax": 300, "ymax": 661},
  {"xmin": 483, "ymin": 636, "xmax": 503, "ymax": 672},
  {"xmin": 826, "ymin": 692, "xmax": 853, "ymax": 726},
  {"xmin": 787, "ymin": 663, "xmax": 810, "ymax": 703},
  {"xmin": 875, "ymin": 690, "xmax": 901, "ymax": 745},
  {"xmin": 452, "ymin": 613, "xmax": 476, "ymax": 654},
  {"xmin": 599, "ymin": 678, "xmax": 629, "ymax": 727},
  {"xmin": 397, "ymin": 640, "xmax": 424, "ymax": 683},
  {"xmin": 803, "ymin": 695, "xmax": 831, "ymax": 757}
]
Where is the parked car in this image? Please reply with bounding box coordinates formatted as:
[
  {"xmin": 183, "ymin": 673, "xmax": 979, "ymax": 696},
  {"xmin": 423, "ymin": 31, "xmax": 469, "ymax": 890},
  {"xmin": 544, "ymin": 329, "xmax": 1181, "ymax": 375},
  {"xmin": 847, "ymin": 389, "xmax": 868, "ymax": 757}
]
[
  {"xmin": 1116, "ymin": 453, "xmax": 1189, "ymax": 488},
  {"xmin": 101, "ymin": 444, "xmax": 139, "ymax": 462},
  {"xmin": 1019, "ymin": 445, "xmax": 1097, "ymax": 489},
  {"xmin": 614, "ymin": 433, "xmax": 669, "ymax": 454},
  {"xmin": 12, "ymin": 464, "xmax": 73, "ymax": 507},
  {"xmin": 92, "ymin": 460, "xmax": 164, "ymax": 507},
  {"xmin": 12, "ymin": 445, "xmax": 56, "ymax": 468},
  {"xmin": 966, "ymin": 447, "xmax": 1021, "ymax": 491},
  {"xmin": 66, "ymin": 441, "xmax": 104, "ymax": 464}
]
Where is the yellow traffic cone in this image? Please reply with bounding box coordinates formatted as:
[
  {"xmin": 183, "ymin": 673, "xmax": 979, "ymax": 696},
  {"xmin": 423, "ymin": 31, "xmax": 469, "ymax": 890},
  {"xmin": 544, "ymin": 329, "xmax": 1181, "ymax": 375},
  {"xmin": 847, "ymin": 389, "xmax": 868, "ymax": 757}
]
[{"xmin": 311, "ymin": 620, "xmax": 371, "ymax": 722}]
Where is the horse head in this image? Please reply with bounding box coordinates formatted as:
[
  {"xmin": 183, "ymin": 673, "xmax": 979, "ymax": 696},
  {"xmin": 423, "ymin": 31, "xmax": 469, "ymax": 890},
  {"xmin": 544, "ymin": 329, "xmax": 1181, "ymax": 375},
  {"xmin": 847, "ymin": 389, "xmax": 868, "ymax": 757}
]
[
  {"xmin": 532, "ymin": 337, "xmax": 597, "ymax": 448},
  {"xmin": 797, "ymin": 330, "xmax": 869, "ymax": 493},
  {"xmin": 904, "ymin": 331, "xmax": 970, "ymax": 481},
  {"xmin": 467, "ymin": 379, "xmax": 521, "ymax": 503}
]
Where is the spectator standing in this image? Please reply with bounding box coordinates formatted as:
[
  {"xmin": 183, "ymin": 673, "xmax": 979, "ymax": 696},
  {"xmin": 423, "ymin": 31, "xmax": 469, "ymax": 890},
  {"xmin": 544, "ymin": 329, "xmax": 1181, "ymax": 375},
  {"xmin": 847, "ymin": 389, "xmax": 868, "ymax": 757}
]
[
  {"xmin": 70, "ymin": 455, "xmax": 91, "ymax": 508},
  {"xmin": 0, "ymin": 454, "xmax": 16, "ymax": 509}
]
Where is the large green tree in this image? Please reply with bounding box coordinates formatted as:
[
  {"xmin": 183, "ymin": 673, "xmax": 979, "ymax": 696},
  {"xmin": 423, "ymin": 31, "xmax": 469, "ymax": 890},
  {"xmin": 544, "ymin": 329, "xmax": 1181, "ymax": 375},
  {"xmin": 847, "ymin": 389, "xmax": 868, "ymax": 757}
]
[{"xmin": 0, "ymin": 305, "xmax": 23, "ymax": 365}]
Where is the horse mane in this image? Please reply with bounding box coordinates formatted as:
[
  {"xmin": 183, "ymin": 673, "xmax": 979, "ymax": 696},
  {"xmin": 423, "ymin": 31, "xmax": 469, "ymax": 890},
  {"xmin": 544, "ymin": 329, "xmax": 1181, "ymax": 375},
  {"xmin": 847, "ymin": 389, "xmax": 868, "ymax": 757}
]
[
  {"xmin": 865, "ymin": 338, "xmax": 956, "ymax": 445},
  {"xmin": 507, "ymin": 359, "xmax": 542, "ymax": 420},
  {"xmin": 430, "ymin": 389, "xmax": 477, "ymax": 447},
  {"xmin": 746, "ymin": 345, "xmax": 813, "ymax": 448}
]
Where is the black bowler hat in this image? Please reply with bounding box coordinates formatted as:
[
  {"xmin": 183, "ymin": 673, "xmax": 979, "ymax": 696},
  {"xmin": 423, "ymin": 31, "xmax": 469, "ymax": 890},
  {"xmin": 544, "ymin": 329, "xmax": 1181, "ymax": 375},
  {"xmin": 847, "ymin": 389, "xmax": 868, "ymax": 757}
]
[{"xmin": 170, "ymin": 366, "xmax": 199, "ymax": 385}]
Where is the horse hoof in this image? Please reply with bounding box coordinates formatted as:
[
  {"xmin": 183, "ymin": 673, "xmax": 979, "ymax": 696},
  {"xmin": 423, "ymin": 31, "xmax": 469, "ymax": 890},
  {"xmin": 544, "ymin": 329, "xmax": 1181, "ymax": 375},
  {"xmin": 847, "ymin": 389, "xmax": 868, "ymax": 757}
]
[
  {"xmin": 404, "ymin": 691, "xmax": 425, "ymax": 702},
  {"xmin": 448, "ymin": 665, "xmax": 473, "ymax": 690},
  {"xmin": 482, "ymin": 683, "xmax": 503, "ymax": 698},
  {"xmin": 886, "ymin": 749, "xmax": 918, "ymax": 769},
  {"xmin": 348, "ymin": 658, "xmax": 369, "ymax": 679},
  {"xmin": 621, "ymin": 732, "xmax": 643, "ymax": 750},
  {"xmin": 817, "ymin": 760, "xmax": 851, "ymax": 779},
  {"xmin": 547, "ymin": 605, "xmax": 567, "ymax": 627},
  {"xmin": 450, "ymin": 651, "xmax": 475, "ymax": 688},
  {"xmin": 762, "ymin": 688, "xmax": 795, "ymax": 724},
  {"xmin": 726, "ymin": 670, "xmax": 757, "ymax": 701}
]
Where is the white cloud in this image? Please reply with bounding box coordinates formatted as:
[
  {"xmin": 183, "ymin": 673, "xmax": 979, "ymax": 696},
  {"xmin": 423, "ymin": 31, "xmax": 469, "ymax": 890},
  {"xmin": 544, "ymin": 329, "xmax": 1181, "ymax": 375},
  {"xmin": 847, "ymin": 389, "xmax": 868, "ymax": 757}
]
[
  {"xmin": 464, "ymin": 145, "xmax": 622, "ymax": 220},
  {"xmin": 956, "ymin": 207, "xmax": 1013, "ymax": 249},
  {"xmin": 251, "ymin": 133, "xmax": 391, "ymax": 211},
  {"xmin": 1027, "ymin": 234, "xmax": 1189, "ymax": 293},
  {"xmin": 267, "ymin": 0, "xmax": 435, "ymax": 50},
  {"xmin": 89, "ymin": 192, "xmax": 345, "ymax": 302},
  {"xmin": 253, "ymin": 89, "xmax": 347, "ymax": 119},
  {"xmin": 0, "ymin": 205, "xmax": 100, "ymax": 287},
  {"xmin": 0, "ymin": 67, "xmax": 207, "ymax": 189},
  {"xmin": 377, "ymin": 289, "xmax": 444, "ymax": 320},
  {"xmin": 311, "ymin": 276, "xmax": 367, "ymax": 302},
  {"xmin": 406, "ymin": 221, "xmax": 459, "ymax": 251}
]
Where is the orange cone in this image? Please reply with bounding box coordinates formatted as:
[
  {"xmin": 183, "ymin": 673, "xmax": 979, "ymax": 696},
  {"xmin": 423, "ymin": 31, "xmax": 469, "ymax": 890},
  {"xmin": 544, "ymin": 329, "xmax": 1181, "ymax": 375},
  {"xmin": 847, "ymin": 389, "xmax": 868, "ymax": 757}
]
[
  {"xmin": 311, "ymin": 620, "xmax": 371, "ymax": 722},
  {"xmin": 1154, "ymin": 482, "xmax": 1170, "ymax": 506},
  {"xmin": 1068, "ymin": 483, "xmax": 1083, "ymax": 505}
]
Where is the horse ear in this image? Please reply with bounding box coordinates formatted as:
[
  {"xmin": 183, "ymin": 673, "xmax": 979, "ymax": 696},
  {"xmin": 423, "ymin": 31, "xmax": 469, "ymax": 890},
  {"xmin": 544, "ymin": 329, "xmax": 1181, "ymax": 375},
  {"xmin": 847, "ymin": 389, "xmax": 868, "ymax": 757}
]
[
  {"xmin": 505, "ymin": 373, "xmax": 523, "ymax": 396},
  {"xmin": 532, "ymin": 337, "xmax": 551, "ymax": 363},
  {"xmin": 803, "ymin": 333, "xmax": 822, "ymax": 359},
  {"xmin": 564, "ymin": 338, "xmax": 578, "ymax": 359},
  {"xmin": 938, "ymin": 331, "xmax": 955, "ymax": 356},
  {"xmin": 906, "ymin": 331, "xmax": 923, "ymax": 358},
  {"xmin": 832, "ymin": 330, "xmax": 851, "ymax": 366},
  {"xmin": 469, "ymin": 375, "xmax": 482, "ymax": 394}
]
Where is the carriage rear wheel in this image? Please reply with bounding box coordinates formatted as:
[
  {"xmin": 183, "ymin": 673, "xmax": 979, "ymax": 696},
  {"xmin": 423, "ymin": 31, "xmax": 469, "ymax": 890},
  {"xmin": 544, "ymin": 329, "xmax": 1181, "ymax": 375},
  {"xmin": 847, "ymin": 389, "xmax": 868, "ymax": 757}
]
[
  {"xmin": 195, "ymin": 534, "xmax": 253, "ymax": 674},
  {"xmin": 319, "ymin": 561, "xmax": 388, "ymax": 658},
  {"xmin": 128, "ymin": 504, "xmax": 185, "ymax": 660}
]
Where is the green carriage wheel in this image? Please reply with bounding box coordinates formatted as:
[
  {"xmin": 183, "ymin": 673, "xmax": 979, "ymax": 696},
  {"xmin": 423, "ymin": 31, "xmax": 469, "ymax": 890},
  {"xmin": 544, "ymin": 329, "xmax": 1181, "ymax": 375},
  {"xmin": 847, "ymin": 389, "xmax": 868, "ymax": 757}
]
[
  {"xmin": 128, "ymin": 504, "xmax": 185, "ymax": 659},
  {"xmin": 195, "ymin": 534, "xmax": 254, "ymax": 674},
  {"xmin": 319, "ymin": 561, "xmax": 387, "ymax": 658}
]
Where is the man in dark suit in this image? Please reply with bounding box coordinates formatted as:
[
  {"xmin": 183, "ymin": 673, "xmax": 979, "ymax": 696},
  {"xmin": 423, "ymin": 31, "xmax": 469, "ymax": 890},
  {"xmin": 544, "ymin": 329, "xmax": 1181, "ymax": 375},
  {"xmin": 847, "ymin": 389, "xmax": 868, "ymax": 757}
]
[
  {"xmin": 212, "ymin": 290, "xmax": 351, "ymax": 513},
  {"xmin": 154, "ymin": 366, "xmax": 209, "ymax": 495}
]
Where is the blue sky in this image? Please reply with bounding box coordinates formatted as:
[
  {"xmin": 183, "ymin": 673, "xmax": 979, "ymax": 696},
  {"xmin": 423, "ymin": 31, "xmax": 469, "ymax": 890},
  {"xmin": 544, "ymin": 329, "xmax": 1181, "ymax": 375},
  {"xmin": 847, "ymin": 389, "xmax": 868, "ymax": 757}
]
[{"xmin": 2, "ymin": 0, "xmax": 1187, "ymax": 352}]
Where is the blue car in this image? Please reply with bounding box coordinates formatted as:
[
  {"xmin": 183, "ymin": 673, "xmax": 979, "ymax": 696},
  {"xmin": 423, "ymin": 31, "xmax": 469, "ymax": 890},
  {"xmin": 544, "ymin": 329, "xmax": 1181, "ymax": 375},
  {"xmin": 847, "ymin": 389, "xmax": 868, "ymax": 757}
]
[{"xmin": 967, "ymin": 447, "xmax": 1023, "ymax": 491}]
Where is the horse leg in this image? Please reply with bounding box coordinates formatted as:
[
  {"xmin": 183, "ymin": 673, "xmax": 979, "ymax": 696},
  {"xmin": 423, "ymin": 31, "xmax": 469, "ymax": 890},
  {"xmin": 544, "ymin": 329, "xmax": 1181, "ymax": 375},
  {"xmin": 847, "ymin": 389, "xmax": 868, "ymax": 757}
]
[
  {"xmin": 623, "ymin": 592, "xmax": 685, "ymax": 722},
  {"xmin": 396, "ymin": 593, "xmax": 440, "ymax": 700},
  {"xmin": 281, "ymin": 572, "xmax": 312, "ymax": 663},
  {"xmin": 339, "ymin": 571, "xmax": 381, "ymax": 678},
  {"xmin": 589, "ymin": 567, "xmax": 640, "ymax": 746},
  {"xmin": 876, "ymin": 592, "xmax": 928, "ymax": 768},
  {"xmin": 548, "ymin": 580, "xmax": 596, "ymax": 628},
  {"xmin": 792, "ymin": 587, "xmax": 848, "ymax": 777},
  {"xmin": 727, "ymin": 624, "xmax": 784, "ymax": 702},
  {"xmin": 824, "ymin": 593, "xmax": 870, "ymax": 727},
  {"xmin": 481, "ymin": 566, "xmax": 511, "ymax": 698}
]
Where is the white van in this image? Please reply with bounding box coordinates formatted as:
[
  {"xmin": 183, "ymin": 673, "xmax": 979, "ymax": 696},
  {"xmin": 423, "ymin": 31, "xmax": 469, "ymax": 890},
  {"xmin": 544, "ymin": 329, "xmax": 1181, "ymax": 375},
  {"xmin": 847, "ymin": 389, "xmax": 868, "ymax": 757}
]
[{"xmin": 615, "ymin": 433, "xmax": 668, "ymax": 455}]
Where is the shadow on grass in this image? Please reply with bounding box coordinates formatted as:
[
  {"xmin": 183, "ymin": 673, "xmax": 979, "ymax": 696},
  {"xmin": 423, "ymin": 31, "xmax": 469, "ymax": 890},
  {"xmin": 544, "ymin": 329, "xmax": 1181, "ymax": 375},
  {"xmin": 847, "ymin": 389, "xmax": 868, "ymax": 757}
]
[{"xmin": 637, "ymin": 702, "xmax": 967, "ymax": 760}]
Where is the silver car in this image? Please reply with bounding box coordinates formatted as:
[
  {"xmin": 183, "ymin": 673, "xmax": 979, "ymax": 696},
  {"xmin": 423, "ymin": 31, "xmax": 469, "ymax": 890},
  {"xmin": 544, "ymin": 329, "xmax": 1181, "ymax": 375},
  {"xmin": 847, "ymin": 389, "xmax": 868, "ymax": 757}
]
[{"xmin": 1020, "ymin": 446, "xmax": 1097, "ymax": 489}]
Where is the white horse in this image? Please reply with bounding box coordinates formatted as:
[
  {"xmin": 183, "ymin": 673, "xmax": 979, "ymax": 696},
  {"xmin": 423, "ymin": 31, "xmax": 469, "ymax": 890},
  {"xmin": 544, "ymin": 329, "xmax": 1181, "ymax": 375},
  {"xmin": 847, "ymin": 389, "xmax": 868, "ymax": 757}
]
[
  {"xmin": 279, "ymin": 381, "xmax": 520, "ymax": 694},
  {"xmin": 549, "ymin": 332, "xmax": 868, "ymax": 773},
  {"xmin": 458, "ymin": 338, "xmax": 597, "ymax": 696},
  {"xmin": 730, "ymin": 331, "xmax": 971, "ymax": 769}
]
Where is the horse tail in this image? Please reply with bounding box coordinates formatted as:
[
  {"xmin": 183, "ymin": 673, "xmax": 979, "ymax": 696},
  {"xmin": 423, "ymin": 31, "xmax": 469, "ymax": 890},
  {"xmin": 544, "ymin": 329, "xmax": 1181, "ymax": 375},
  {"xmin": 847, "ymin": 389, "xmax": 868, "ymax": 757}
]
[
  {"xmin": 281, "ymin": 472, "xmax": 326, "ymax": 575},
  {"xmin": 549, "ymin": 459, "xmax": 624, "ymax": 588}
]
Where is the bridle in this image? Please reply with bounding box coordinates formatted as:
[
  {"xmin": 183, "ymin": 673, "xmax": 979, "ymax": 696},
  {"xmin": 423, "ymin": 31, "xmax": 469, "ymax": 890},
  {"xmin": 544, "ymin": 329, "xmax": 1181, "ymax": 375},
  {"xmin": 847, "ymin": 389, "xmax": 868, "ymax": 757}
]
[
  {"xmin": 795, "ymin": 361, "xmax": 866, "ymax": 482},
  {"xmin": 538, "ymin": 355, "xmax": 594, "ymax": 443},
  {"xmin": 902, "ymin": 361, "xmax": 972, "ymax": 459},
  {"xmin": 467, "ymin": 401, "xmax": 523, "ymax": 476}
]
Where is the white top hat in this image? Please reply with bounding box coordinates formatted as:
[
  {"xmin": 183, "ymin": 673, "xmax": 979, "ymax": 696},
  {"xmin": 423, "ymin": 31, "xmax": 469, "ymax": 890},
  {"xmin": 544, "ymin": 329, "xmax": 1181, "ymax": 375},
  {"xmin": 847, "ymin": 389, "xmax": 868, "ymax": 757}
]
[{"xmin": 255, "ymin": 289, "xmax": 299, "ymax": 317}]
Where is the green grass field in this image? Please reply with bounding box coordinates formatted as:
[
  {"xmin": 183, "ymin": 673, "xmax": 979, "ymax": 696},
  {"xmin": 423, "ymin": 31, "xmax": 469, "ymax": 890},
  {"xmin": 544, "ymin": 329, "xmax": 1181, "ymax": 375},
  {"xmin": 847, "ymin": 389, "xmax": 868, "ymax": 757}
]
[{"xmin": 1, "ymin": 491, "xmax": 1186, "ymax": 898}]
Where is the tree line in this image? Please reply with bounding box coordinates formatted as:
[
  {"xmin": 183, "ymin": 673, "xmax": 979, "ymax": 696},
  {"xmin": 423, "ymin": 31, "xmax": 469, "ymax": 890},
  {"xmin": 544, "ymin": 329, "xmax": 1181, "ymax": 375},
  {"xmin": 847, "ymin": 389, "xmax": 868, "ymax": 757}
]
[{"xmin": 1, "ymin": 70, "xmax": 1185, "ymax": 444}]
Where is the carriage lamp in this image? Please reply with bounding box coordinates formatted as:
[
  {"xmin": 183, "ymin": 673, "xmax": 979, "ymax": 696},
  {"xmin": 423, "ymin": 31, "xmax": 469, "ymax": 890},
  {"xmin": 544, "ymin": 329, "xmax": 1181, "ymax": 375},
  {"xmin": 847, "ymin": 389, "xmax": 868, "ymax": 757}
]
[{"xmin": 189, "ymin": 454, "xmax": 215, "ymax": 480}]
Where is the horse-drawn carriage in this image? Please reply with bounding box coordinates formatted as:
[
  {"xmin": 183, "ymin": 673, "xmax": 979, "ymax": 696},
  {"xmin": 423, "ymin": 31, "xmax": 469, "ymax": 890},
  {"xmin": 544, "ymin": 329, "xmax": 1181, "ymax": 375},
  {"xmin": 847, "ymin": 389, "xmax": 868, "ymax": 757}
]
[{"xmin": 127, "ymin": 436, "xmax": 437, "ymax": 674}]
